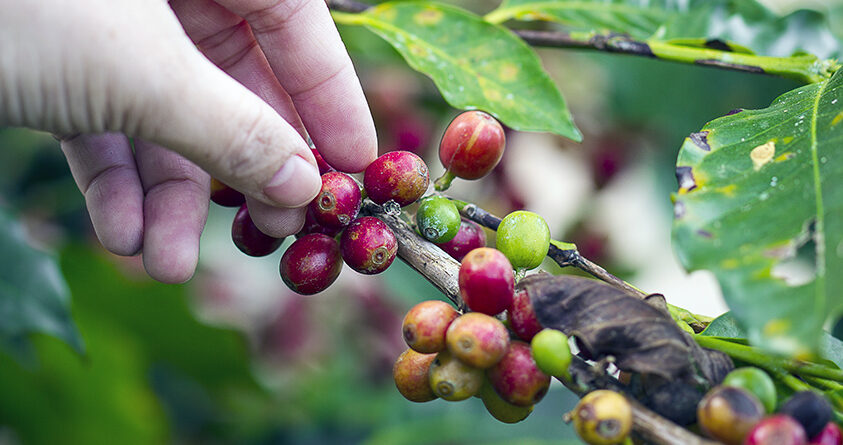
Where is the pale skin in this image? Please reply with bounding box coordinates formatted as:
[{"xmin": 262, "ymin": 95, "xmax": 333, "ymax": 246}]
[{"xmin": 0, "ymin": 0, "xmax": 377, "ymax": 283}]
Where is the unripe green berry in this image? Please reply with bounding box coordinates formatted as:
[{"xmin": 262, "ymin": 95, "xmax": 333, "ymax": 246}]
[
  {"xmin": 496, "ymin": 211, "xmax": 550, "ymax": 270},
  {"xmin": 530, "ymin": 329, "xmax": 571, "ymax": 378},
  {"xmin": 416, "ymin": 196, "xmax": 461, "ymax": 243},
  {"xmin": 722, "ymin": 367, "xmax": 777, "ymax": 414}
]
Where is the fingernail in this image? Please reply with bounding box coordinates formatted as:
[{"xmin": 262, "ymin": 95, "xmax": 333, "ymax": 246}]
[{"xmin": 263, "ymin": 155, "xmax": 321, "ymax": 207}]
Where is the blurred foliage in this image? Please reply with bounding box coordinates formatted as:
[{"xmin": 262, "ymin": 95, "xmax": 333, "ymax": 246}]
[{"xmin": 1, "ymin": 0, "xmax": 840, "ymax": 442}]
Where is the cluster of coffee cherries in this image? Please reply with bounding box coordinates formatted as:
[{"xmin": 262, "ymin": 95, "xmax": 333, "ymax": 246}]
[
  {"xmin": 212, "ymin": 147, "xmax": 432, "ymax": 294},
  {"xmin": 695, "ymin": 367, "xmax": 841, "ymax": 445}
]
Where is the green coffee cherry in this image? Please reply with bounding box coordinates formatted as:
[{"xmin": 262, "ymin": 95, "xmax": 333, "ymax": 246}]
[
  {"xmin": 416, "ymin": 196, "xmax": 461, "ymax": 243},
  {"xmin": 722, "ymin": 367, "xmax": 777, "ymax": 413},
  {"xmin": 496, "ymin": 210, "xmax": 550, "ymax": 270},
  {"xmin": 530, "ymin": 329, "xmax": 571, "ymax": 378}
]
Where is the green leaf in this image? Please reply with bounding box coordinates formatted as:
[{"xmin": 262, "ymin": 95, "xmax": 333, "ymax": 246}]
[
  {"xmin": 485, "ymin": 0, "xmax": 675, "ymax": 39},
  {"xmin": 701, "ymin": 313, "xmax": 843, "ymax": 371},
  {"xmin": 484, "ymin": 0, "xmax": 841, "ymax": 58},
  {"xmin": 0, "ymin": 209, "xmax": 83, "ymax": 356},
  {"xmin": 673, "ymin": 68, "xmax": 843, "ymax": 357},
  {"xmin": 333, "ymin": 2, "xmax": 581, "ymax": 140}
]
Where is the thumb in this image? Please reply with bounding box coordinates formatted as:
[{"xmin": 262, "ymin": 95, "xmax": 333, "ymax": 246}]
[{"xmin": 133, "ymin": 44, "xmax": 321, "ymax": 208}]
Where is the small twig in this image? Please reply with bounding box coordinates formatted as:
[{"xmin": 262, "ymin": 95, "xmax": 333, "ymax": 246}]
[{"xmin": 362, "ymin": 201, "xmax": 464, "ymax": 309}]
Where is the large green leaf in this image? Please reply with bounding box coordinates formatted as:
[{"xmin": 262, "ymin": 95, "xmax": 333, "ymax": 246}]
[
  {"xmin": 672, "ymin": 68, "xmax": 843, "ymax": 357},
  {"xmin": 0, "ymin": 209, "xmax": 83, "ymax": 357},
  {"xmin": 334, "ymin": 2, "xmax": 581, "ymax": 140}
]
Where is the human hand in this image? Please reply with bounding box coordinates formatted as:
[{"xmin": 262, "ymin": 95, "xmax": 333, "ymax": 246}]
[{"xmin": 0, "ymin": 0, "xmax": 377, "ymax": 282}]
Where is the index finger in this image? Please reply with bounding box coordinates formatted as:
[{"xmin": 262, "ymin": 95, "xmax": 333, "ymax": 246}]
[{"xmin": 216, "ymin": 0, "xmax": 377, "ymax": 173}]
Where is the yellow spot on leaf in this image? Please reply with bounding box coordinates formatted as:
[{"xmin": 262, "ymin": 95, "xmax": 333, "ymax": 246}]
[
  {"xmin": 413, "ymin": 8, "xmax": 443, "ymax": 26},
  {"xmin": 374, "ymin": 4, "xmax": 397, "ymax": 20},
  {"xmin": 782, "ymin": 136, "xmax": 794, "ymax": 144},
  {"xmin": 716, "ymin": 184, "xmax": 737, "ymax": 197},
  {"xmin": 832, "ymin": 111, "xmax": 843, "ymax": 127},
  {"xmin": 721, "ymin": 258, "xmax": 740, "ymax": 269},
  {"xmin": 775, "ymin": 152, "xmax": 795, "ymax": 163},
  {"xmin": 408, "ymin": 42, "xmax": 429, "ymax": 58},
  {"xmin": 499, "ymin": 62, "xmax": 519, "ymax": 82},
  {"xmin": 750, "ymin": 141, "xmax": 775, "ymax": 171},
  {"xmin": 763, "ymin": 319, "xmax": 790, "ymax": 336}
]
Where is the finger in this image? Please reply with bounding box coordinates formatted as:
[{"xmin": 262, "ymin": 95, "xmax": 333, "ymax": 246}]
[
  {"xmin": 60, "ymin": 133, "xmax": 144, "ymax": 256},
  {"xmin": 102, "ymin": 3, "xmax": 322, "ymax": 208},
  {"xmin": 169, "ymin": 0, "xmax": 306, "ymax": 138},
  {"xmin": 134, "ymin": 139, "xmax": 210, "ymax": 284},
  {"xmin": 215, "ymin": 0, "xmax": 377, "ymax": 173},
  {"xmin": 244, "ymin": 196, "xmax": 306, "ymax": 239}
]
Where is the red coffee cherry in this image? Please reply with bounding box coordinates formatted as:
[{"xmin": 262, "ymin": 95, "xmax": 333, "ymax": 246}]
[
  {"xmin": 279, "ymin": 233, "xmax": 342, "ymax": 295},
  {"xmin": 445, "ymin": 312, "xmax": 510, "ymax": 369},
  {"xmin": 458, "ymin": 247, "xmax": 515, "ymax": 316},
  {"xmin": 393, "ymin": 348, "xmax": 437, "ymax": 403},
  {"xmin": 402, "ymin": 300, "xmax": 459, "ymax": 353},
  {"xmin": 309, "ymin": 172, "xmax": 361, "ymax": 229},
  {"xmin": 436, "ymin": 218, "xmax": 486, "ymax": 262},
  {"xmin": 509, "ymin": 289, "xmax": 543, "ymax": 342},
  {"xmin": 210, "ymin": 178, "xmax": 245, "ymax": 207},
  {"xmin": 745, "ymin": 415, "xmax": 807, "ymax": 445},
  {"xmin": 297, "ymin": 206, "xmax": 342, "ymax": 239},
  {"xmin": 436, "ymin": 111, "xmax": 505, "ymax": 189},
  {"xmin": 487, "ymin": 341, "xmax": 550, "ymax": 406},
  {"xmin": 231, "ymin": 204, "xmax": 284, "ymax": 257},
  {"xmin": 363, "ymin": 150, "xmax": 429, "ymax": 207},
  {"xmin": 340, "ymin": 216, "xmax": 398, "ymax": 275},
  {"xmin": 311, "ymin": 148, "xmax": 335, "ymax": 175},
  {"xmin": 810, "ymin": 422, "xmax": 842, "ymax": 445}
]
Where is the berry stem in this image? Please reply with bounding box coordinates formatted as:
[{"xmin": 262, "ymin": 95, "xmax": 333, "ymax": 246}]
[{"xmin": 433, "ymin": 171, "xmax": 456, "ymax": 192}]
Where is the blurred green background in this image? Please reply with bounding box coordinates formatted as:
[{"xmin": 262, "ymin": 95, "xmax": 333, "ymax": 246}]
[{"xmin": 0, "ymin": 1, "xmax": 838, "ymax": 444}]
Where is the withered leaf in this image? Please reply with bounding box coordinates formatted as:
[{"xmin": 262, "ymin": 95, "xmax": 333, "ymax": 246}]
[{"xmin": 521, "ymin": 274, "xmax": 731, "ymax": 383}]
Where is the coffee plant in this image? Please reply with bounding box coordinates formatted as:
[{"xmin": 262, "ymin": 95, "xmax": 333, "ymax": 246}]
[{"xmin": 3, "ymin": 0, "xmax": 843, "ymax": 443}]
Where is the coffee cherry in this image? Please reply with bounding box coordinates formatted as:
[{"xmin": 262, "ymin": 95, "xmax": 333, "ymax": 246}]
[
  {"xmin": 210, "ymin": 178, "xmax": 245, "ymax": 207},
  {"xmin": 402, "ymin": 300, "xmax": 459, "ymax": 353},
  {"xmin": 572, "ymin": 390, "xmax": 632, "ymax": 445},
  {"xmin": 722, "ymin": 367, "xmax": 777, "ymax": 413},
  {"xmin": 496, "ymin": 210, "xmax": 551, "ymax": 270},
  {"xmin": 309, "ymin": 172, "xmax": 361, "ymax": 229},
  {"xmin": 487, "ymin": 341, "xmax": 550, "ymax": 406},
  {"xmin": 428, "ymin": 349, "xmax": 484, "ymax": 401},
  {"xmin": 779, "ymin": 391, "xmax": 833, "ymax": 438},
  {"xmin": 697, "ymin": 386, "xmax": 765, "ymax": 445},
  {"xmin": 508, "ymin": 289, "xmax": 543, "ymax": 342},
  {"xmin": 438, "ymin": 111, "xmax": 505, "ymax": 182},
  {"xmin": 479, "ymin": 379, "xmax": 533, "ymax": 424},
  {"xmin": 297, "ymin": 206, "xmax": 342, "ymax": 238},
  {"xmin": 809, "ymin": 422, "xmax": 842, "ymax": 445},
  {"xmin": 458, "ymin": 247, "xmax": 515, "ymax": 316},
  {"xmin": 311, "ymin": 148, "xmax": 335, "ymax": 175},
  {"xmin": 363, "ymin": 150, "xmax": 429, "ymax": 207},
  {"xmin": 231, "ymin": 204, "xmax": 284, "ymax": 257},
  {"xmin": 445, "ymin": 312, "xmax": 510, "ymax": 369},
  {"xmin": 436, "ymin": 219, "xmax": 486, "ymax": 261},
  {"xmin": 340, "ymin": 216, "xmax": 397, "ymax": 274},
  {"xmin": 279, "ymin": 233, "xmax": 342, "ymax": 295},
  {"xmin": 393, "ymin": 348, "xmax": 437, "ymax": 403},
  {"xmin": 745, "ymin": 415, "xmax": 808, "ymax": 445},
  {"xmin": 530, "ymin": 328, "xmax": 571, "ymax": 378},
  {"xmin": 415, "ymin": 196, "xmax": 461, "ymax": 243}
]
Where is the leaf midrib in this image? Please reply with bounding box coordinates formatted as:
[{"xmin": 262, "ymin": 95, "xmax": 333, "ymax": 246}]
[{"xmin": 809, "ymin": 76, "xmax": 829, "ymax": 322}]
